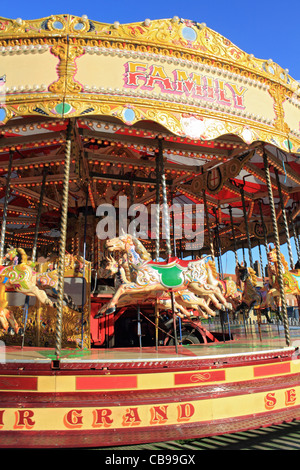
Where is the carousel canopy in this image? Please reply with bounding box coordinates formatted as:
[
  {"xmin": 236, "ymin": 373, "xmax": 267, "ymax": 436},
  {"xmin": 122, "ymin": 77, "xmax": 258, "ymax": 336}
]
[{"xmin": 0, "ymin": 15, "xmax": 300, "ymax": 259}]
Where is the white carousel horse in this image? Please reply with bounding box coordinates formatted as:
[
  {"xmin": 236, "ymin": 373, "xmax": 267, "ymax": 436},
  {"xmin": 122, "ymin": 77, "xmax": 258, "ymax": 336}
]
[
  {"xmin": 99, "ymin": 233, "xmax": 232, "ymax": 315},
  {"xmin": 100, "ymin": 254, "xmax": 217, "ymax": 319}
]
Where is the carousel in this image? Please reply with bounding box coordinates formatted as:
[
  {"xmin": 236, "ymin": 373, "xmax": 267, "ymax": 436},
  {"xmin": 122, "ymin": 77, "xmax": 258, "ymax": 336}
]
[{"xmin": 0, "ymin": 14, "xmax": 300, "ymax": 448}]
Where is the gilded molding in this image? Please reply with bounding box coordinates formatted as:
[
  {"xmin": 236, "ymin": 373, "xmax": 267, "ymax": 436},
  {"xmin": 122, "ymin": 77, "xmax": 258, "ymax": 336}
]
[
  {"xmin": 49, "ymin": 43, "xmax": 84, "ymax": 94},
  {"xmin": 0, "ymin": 15, "xmax": 299, "ymax": 153}
]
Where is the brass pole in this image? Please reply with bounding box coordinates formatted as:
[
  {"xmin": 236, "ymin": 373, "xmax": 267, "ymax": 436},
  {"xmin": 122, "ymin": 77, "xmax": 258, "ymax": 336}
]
[
  {"xmin": 202, "ymin": 190, "xmax": 215, "ymax": 261},
  {"xmin": 229, "ymin": 205, "xmax": 238, "ymax": 265},
  {"xmin": 0, "ymin": 150, "xmax": 13, "ymax": 264},
  {"xmin": 22, "ymin": 167, "xmax": 48, "ymax": 348},
  {"xmin": 32, "ymin": 167, "xmax": 48, "ymax": 263},
  {"xmin": 155, "ymin": 150, "xmax": 161, "ymax": 262},
  {"xmin": 158, "ymin": 137, "xmax": 178, "ymax": 353},
  {"xmin": 240, "ymin": 185, "xmax": 254, "ymax": 269},
  {"xmin": 55, "ymin": 121, "xmax": 72, "ymax": 360},
  {"xmin": 155, "ymin": 147, "xmax": 161, "ymax": 350},
  {"xmin": 289, "ymin": 209, "xmax": 300, "ymax": 262},
  {"xmin": 274, "ymin": 168, "xmax": 294, "ymax": 269},
  {"xmin": 263, "ymin": 151, "xmax": 290, "ymax": 346},
  {"xmin": 258, "ymin": 199, "xmax": 268, "ymax": 252}
]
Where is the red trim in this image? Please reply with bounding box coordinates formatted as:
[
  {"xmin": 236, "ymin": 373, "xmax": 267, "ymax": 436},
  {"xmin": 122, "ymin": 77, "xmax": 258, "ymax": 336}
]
[
  {"xmin": 0, "ymin": 376, "xmax": 38, "ymax": 391},
  {"xmin": 148, "ymin": 257, "xmax": 191, "ymax": 267},
  {"xmin": 175, "ymin": 369, "xmax": 225, "ymax": 385},
  {"xmin": 254, "ymin": 362, "xmax": 291, "ymax": 377},
  {"xmin": 76, "ymin": 375, "xmax": 138, "ymax": 390}
]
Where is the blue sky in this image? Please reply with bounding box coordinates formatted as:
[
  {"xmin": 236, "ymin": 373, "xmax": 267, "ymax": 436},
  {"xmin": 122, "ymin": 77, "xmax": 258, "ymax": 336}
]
[
  {"xmin": 1, "ymin": 0, "xmax": 300, "ymax": 273},
  {"xmin": 2, "ymin": 0, "xmax": 300, "ymax": 79}
]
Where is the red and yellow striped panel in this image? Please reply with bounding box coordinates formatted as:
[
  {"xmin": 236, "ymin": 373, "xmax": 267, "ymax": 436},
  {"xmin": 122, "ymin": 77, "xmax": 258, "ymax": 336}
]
[{"xmin": 0, "ymin": 359, "xmax": 299, "ymax": 393}]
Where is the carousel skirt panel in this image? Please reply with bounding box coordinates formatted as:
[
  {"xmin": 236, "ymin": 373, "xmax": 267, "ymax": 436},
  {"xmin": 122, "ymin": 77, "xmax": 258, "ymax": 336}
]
[{"xmin": 0, "ymin": 339, "xmax": 299, "ymax": 448}]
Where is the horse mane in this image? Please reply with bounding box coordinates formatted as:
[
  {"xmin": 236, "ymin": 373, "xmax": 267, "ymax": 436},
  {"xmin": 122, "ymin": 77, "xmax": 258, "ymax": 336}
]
[
  {"xmin": 17, "ymin": 248, "xmax": 28, "ymax": 264},
  {"xmin": 269, "ymin": 248, "xmax": 289, "ymax": 272},
  {"xmin": 207, "ymin": 259, "xmax": 218, "ymax": 278},
  {"xmin": 248, "ymin": 267, "xmax": 258, "ymax": 286},
  {"xmin": 130, "ymin": 235, "xmax": 152, "ymax": 261},
  {"xmin": 280, "ymin": 253, "xmax": 289, "ymax": 271}
]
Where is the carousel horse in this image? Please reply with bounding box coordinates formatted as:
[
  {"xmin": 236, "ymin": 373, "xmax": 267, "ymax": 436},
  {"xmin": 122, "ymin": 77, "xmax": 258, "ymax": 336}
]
[
  {"xmin": 98, "ymin": 255, "xmax": 192, "ymax": 318},
  {"xmin": 6, "ymin": 247, "xmax": 84, "ymax": 310},
  {"xmin": 0, "ymin": 282, "xmax": 23, "ymax": 336},
  {"xmin": 0, "ymin": 247, "xmax": 53, "ymax": 306},
  {"xmin": 0, "ymin": 307, "xmax": 23, "ymax": 335},
  {"xmin": 235, "ymin": 262, "xmax": 277, "ymax": 322},
  {"xmin": 99, "ymin": 233, "xmax": 232, "ymax": 315},
  {"xmin": 267, "ymin": 247, "xmax": 300, "ymax": 297},
  {"xmin": 205, "ymin": 259, "xmax": 242, "ymax": 311},
  {"xmin": 100, "ymin": 254, "xmax": 216, "ymax": 319}
]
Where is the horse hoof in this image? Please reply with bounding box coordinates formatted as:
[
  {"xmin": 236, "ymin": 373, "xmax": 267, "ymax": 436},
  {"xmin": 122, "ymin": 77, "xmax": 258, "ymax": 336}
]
[
  {"xmin": 106, "ymin": 307, "xmax": 116, "ymax": 315},
  {"xmin": 17, "ymin": 328, "xmax": 24, "ymax": 336},
  {"xmin": 7, "ymin": 327, "xmax": 15, "ymax": 336}
]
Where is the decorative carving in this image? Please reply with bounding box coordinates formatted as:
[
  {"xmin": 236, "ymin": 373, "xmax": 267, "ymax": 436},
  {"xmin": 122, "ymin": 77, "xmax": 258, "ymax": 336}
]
[
  {"xmin": 0, "ymin": 15, "xmax": 299, "ymax": 152},
  {"xmin": 49, "ymin": 43, "xmax": 84, "ymax": 94},
  {"xmin": 268, "ymin": 83, "xmax": 291, "ymax": 133},
  {"xmin": 190, "ymin": 150, "xmax": 255, "ymax": 194}
]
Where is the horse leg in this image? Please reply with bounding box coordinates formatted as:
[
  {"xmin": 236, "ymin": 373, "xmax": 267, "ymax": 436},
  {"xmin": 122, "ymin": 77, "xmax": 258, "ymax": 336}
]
[
  {"xmin": 158, "ymin": 299, "xmax": 191, "ymax": 319},
  {"xmin": 193, "ymin": 305, "xmax": 208, "ymax": 319},
  {"xmin": 195, "ymin": 298, "xmax": 217, "ymax": 317},
  {"xmin": 189, "ymin": 284, "xmax": 225, "ymax": 311},
  {"xmin": 24, "ymin": 286, "xmax": 53, "ymax": 306},
  {"xmin": 210, "ymin": 288, "xmax": 233, "ymax": 310},
  {"xmin": 176, "ymin": 293, "xmax": 214, "ymax": 318},
  {"xmin": 6, "ymin": 310, "xmax": 23, "ymax": 335},
  {"xmin": 0, "ymin": 309, "xmax": 9, "ymax": 332},
  {"xmin": 100, "ymin": 283, "xmax": 165, "ymax": 314},
  {"xmin": 0, "ymin": 284, "xmax": 8, "ymax": 310}
]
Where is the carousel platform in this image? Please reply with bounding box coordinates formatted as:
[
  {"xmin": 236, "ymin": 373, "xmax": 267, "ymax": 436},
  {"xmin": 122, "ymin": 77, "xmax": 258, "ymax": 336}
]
[
  {"xmin": 1, "ymin": 322, "xmax": 300, "ymax": 449},
  {"xmin": 2, "ymin": 322, "xmax": 298, "ymax": 367}
]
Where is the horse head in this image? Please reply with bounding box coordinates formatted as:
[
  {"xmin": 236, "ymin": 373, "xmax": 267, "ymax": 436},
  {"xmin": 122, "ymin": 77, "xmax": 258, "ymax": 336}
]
[
  {"xmin": 104, "ymin": 232, "xmax": 131, "ymax": 254},
  {"xmin": 236, "ymin": 262, "xmax": 249, "ymax": 282},
  {"xmin": 105, "ymin": 232, "xmax": 152, "ymax": 263},
  {"xmin": 3, "ymin": 246, "xmax": 19, "ymax": 264},
  {"xmin": 267, "ymin": 247, "xmax": 277, "ymax": 264},
  {"xmin": 105, "ymin": 254, "xmax": 119, "ymax": 275}
]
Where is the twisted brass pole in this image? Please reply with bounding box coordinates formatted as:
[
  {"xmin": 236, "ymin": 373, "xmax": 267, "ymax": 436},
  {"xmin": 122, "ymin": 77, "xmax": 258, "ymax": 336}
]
[
  {"xmin": 274, "ymin": 168, "xmax": 294, "ymax": 269},
  {"xmin": 258, "ymin": 199, "xmax": 268, "ymax": 252},
  {"xmin": 289, "ymin": 209, "xmax": 300, "ymax": 262},
  {"xmin": 202, "ymin": 189, "xmax": 215, "ymax": 261},
  {"xmin": 55, "ymin": 121, "xmax": 72, "ymax": 360},
  {"xmin": 158, "ymin": 138, "xmax": 178, "ymax": 352},
  {"xmin": 159, "ymin": 138, "xmax": 171, "ymax": 258},
  {"xmin": 263, "ymin": 151, "xmax": 290, "ymax": 346},
  {"xmin": 258, "ymin": 241, "xmax": 265, "ymax": 282},
  {"xmin": 32, "ymin": 167, "xmax": 48, "ymax": 263},
  {"xmin": 240, "ymin": 185, "xmax": 253, "ymax": 269},
  {"xmin": 0, "ymin": 150, "xmax": 13, "ymax": 264},
  {"xmin": 229, "ymin": 205, "xmax": 238, "ymax": 265},
  {"xmin": 155, "ymin": 150, "xmax": 161, "ymax": 262}
]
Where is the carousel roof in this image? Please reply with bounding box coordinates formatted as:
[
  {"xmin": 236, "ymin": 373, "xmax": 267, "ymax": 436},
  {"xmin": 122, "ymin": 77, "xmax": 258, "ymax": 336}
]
[{"xmin": 0, "ymin": 15, "xmax": 300, "ymax": 259}]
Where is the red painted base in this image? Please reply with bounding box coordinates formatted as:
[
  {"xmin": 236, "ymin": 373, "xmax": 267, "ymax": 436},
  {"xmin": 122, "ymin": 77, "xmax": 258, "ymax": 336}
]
[{"xmin": 0, "ymin": 336, "xmax": 299, "ymax": 448}]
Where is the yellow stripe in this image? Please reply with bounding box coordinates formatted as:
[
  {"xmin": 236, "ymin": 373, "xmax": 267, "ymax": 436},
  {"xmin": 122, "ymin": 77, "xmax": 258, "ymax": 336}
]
[
  {"xmin": 1, "ymin": 384, "xmax": 299, "ymax": 431},
  {"xmin": 1, "ymin": 359, "xmax": 299, "ymax": 393}
]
